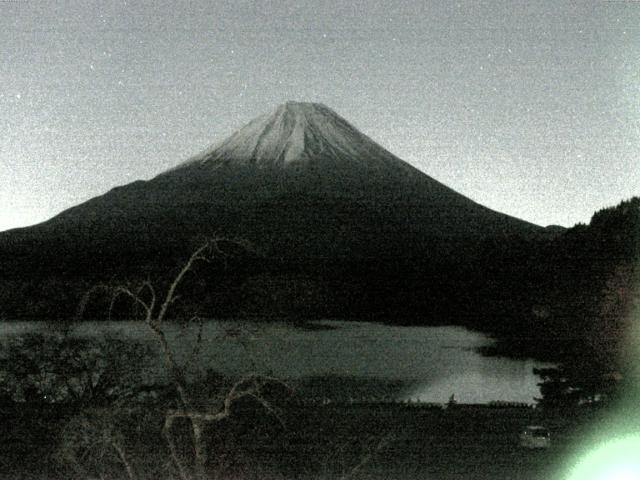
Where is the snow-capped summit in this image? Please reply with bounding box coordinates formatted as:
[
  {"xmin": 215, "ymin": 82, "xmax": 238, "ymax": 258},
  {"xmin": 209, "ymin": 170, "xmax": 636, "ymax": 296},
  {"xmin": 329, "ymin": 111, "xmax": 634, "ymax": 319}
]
[{"xmin": 177, "ymin": 101, "xmax": 412, "ymax": 175}]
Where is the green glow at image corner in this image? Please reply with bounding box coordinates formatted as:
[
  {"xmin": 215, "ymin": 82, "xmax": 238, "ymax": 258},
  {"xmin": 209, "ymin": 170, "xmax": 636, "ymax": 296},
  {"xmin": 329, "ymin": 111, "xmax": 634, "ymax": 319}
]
[{"xmin": 567, "ymin": 435, "xmax": 640, "ymax": 480}]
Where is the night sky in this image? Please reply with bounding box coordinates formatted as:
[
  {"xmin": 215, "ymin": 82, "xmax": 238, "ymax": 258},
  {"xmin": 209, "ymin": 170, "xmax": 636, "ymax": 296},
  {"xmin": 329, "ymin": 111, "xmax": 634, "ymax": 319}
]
[{"xmin": 1, "ymin": 0, "xmax": 638, "ymax": 232}]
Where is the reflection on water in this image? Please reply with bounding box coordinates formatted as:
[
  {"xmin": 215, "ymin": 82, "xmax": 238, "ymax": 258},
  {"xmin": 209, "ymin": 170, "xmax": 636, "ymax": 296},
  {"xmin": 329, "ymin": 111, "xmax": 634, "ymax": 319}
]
[{"xmin": 1, "ymin": 320, "xmax": 551, "ymax": 404}]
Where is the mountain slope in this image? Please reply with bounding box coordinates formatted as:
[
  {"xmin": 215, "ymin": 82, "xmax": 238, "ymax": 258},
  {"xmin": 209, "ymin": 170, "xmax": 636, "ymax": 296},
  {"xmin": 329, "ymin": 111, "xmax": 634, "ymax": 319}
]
[
  {"xmin": 13, "ymin": 102, "xmax": 539, "ymax": 253},
  {"xmin": 0, "ymin": 102, "xmax": 545, "ymax": 319}
]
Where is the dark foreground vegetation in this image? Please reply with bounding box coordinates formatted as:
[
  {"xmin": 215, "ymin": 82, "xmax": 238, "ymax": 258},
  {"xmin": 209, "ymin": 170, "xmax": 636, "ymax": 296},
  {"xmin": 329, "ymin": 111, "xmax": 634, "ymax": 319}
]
[
  {"xmin": 0, "ymin": 327, "xmax": 618, "ymax": 479},
  {"xmin": 0, "ymin": 383, "xmax": 617, "ymax": 480}
]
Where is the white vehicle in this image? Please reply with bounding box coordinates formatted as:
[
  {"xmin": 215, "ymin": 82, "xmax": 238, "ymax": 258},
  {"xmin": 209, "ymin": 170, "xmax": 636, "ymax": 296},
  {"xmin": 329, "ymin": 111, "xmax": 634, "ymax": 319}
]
[{"xmin": 519, "ymin": 425, "xmax": 551, "ymax": 449}]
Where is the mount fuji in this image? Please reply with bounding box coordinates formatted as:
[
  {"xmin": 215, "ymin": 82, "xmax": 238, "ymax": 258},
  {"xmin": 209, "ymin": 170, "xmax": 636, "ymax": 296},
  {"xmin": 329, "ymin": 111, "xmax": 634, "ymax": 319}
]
[
  {"xmin": 0, "ymin": 102, "xmax": 544, "ymax": 319},
  {"xmin": 8, "ymin": 102, "xmax": 539, "ymax": 254}
]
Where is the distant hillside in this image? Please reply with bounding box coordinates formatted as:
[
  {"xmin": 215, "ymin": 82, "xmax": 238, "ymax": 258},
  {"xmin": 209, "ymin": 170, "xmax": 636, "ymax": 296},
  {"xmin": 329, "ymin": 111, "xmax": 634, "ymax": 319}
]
[{"xmin": 483, "ymin": 198, "xmax": 638, "ymax": 378}]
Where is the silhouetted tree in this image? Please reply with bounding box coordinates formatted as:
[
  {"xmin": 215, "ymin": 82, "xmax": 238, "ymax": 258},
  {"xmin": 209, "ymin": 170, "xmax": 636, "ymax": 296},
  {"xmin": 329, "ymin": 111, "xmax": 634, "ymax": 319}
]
[{"xmin": 77, "ymin": 239, "xmax": 291, "ymax": 480}]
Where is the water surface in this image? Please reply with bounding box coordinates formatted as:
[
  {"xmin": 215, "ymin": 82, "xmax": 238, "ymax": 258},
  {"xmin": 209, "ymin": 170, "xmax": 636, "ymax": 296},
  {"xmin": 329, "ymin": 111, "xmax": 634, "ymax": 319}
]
[{"xmin": 2, "ymin": 320, "xmax": 550, "ymax": 403}]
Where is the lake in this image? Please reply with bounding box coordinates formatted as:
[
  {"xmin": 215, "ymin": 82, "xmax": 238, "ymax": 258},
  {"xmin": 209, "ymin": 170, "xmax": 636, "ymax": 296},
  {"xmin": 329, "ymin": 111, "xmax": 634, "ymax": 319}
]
[{"xmin": 1, "ymin": 320, "xmax": 551, "ymax": 404}]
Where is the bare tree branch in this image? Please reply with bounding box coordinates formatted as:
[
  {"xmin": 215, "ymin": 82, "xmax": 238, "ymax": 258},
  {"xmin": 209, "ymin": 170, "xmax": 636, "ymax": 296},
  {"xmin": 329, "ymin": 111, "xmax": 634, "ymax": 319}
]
[
  {"xmin": 340, "ymin": 433, "xmax": 393, "ymax": 480},
  {"xmin": 136, "ymin": 279, "xmax": 157, "ymax": 317},
  {"xmin": 155, "ymin": 241, "xmax": 214, "ymax": 325},
  {"xmin": 111, "ymin": 286, "xmax": 153, "ymax": 322},
  {"xmin": 111, "ymin": 440, "xmax": 137, "ymax": 480},
  {"xmin": 162, "ymin": 414, "xmax": 192, "ymax": 480},
  {"xmin": 75, "ymin": 283, "xmax": 112, "ymax": 321},
  {"xmin": 183, "ymin": 316, "xmax": 205, "ymax": 372},
  {"xmin": 91, "ymin": 237, "xmax": 288, "ymax": 480}
]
